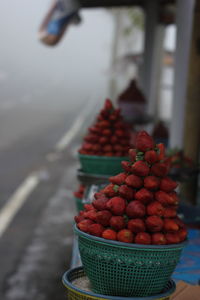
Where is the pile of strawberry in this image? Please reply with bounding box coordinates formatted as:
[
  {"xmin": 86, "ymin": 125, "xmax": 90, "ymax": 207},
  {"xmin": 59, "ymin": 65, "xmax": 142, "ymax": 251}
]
[
  {"xmin": 75, "ymin": 131, "xmax": 187, "ymax": 245},
  {"xmin": 73, "ymin": 184, "xmax": 86, "ymax": 199},
  {"xmin": 78, "ymin": 99, "xmax": 131, "ymax": 157}
]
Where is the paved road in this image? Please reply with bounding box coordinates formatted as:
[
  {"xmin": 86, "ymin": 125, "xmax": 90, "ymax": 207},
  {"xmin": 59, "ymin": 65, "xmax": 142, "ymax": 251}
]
[
  {"xmin": 0, "ymin": 97, "xmax": 101, "ymax": 300},
  {"xmin": 0, "ymin": 4, "xmax": 112, "ymax": 298}
]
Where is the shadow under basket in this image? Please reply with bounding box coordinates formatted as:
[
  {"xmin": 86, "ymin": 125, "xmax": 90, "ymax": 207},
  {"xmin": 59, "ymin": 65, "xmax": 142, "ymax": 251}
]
[
  {"xmin": 62, "ymin": 266, "xmax": 176, "ymax": 300},
  {"xmin": 74, "ymin": 225, "xmax": 187, "ymax": 297},
  {"xmin": 78, "ymin": 154, "xmax": 129, "ymax": 176}
]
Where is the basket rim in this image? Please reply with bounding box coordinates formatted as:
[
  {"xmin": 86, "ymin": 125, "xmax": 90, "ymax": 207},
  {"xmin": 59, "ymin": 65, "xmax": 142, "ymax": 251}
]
[
  {"xmin": 62, "ymin": 266, "xmax": 176, "ymax": 300},
  {"xmin": 78, "ymin": 153, "xmax": 129, "ymax": 160},
  {"xmin": 77, "ymin": 169, "xmax": 110, "ymax": 180},
  {"xmin": 74, "ymin": 225, "xmax": 188, "ymax": 250}
]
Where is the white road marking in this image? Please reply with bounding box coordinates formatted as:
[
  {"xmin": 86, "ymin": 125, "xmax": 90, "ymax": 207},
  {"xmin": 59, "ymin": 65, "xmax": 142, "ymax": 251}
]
[
  {"xmin": 55, "ymin": 97, "xmax": 97, "ymax": 151},
  {"xmin": 55, "ymin": 113, "xmax": 86, "ymax": 151},
  {"xmin": 0, "ymin": 174, "xmax": 39, "ymax": 238},
  {"xmin": 0, "ymin": 95, "xmax": 98, "ymax": 238}
]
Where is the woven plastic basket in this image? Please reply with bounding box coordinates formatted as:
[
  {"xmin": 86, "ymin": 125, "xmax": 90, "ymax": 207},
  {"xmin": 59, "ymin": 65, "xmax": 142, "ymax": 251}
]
[
  {"xmin": 75, "ymin": 197, "xmax": 84, "ymax": 212},
  {"xmin": 78, "ymin": 154, "xmax": 128, "ymax": 176},
  {"xmin": 62, "ymin": 267, "xmax": 176, "ymax": 300},
  {"xmin": 75, "ymin": 226, "xmax": 186, "ymax": 297}
]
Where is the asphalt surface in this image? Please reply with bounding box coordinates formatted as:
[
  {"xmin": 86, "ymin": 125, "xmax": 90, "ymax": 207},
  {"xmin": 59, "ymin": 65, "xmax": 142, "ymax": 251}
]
[{"xmin": 0, "ymin": 98, "xmax": 101, "ymax": 300}]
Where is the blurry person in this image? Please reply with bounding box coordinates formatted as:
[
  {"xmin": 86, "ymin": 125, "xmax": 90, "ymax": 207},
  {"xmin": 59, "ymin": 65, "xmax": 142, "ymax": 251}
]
[{"xmin": 38, "ymin": 0, "xmax": 81, "ymax": 46}]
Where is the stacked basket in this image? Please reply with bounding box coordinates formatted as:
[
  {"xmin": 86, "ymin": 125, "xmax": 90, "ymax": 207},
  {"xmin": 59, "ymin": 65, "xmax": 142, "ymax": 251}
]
[
  {"xmin": 73, "ymin": 99, "xmax": 132, "ymax": 211},
  {"xmin": 66, "ymin": 131, "xmax": 187, "ymax": 299}
]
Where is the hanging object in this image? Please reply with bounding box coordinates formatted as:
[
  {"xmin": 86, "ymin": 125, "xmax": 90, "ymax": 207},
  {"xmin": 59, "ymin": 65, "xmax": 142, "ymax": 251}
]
[{"xmin": 38, "ymin": 0, "xmax": 81, "ymax": 46}]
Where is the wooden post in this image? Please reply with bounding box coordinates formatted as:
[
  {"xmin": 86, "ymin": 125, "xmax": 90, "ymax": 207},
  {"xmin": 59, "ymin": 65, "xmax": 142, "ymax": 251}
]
[{"xmin": 182, "ymin": 0, "xmax": 200, "ymax": 205}]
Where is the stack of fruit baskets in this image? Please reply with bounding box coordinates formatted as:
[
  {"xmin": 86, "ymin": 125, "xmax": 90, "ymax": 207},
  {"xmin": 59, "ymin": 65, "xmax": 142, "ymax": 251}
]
[
  {"xmin": 64, "ymin": 131, "xmax": 187, "ymax": 300},
  {"xmin": 73, "ymin": 184, "xmax": 86, "ymax": 212},
  {"xmin": 78, "ymin": 99, "xmax": 132, "ymax": 176}
]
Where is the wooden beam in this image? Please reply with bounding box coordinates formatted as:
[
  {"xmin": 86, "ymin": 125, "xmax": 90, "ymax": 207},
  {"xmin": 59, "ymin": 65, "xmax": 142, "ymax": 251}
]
[
  {"xmin": 79, "ymin": 0, "xmax": 175, "ymax": 9},
  {"xmin": 79, "ymin": 0, "xmax": 143, "ymax": 8}
]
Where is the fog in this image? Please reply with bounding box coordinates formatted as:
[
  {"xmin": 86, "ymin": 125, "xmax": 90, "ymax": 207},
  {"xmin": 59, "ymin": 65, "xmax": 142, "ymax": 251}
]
[{"xmin": 0, "ymin": 1, "xmax": 114, "ymax": 148}]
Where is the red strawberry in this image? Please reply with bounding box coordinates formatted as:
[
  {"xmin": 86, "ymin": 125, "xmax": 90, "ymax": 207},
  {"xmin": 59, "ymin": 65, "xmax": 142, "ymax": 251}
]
[
  {"xmin": 84, "ymin": 210, "xmax": 97, "ymax": 221},
  {"xmin": 160, "ymin": 177, "xmax": 178, "ymax": 192},
  {"xmin": 106, "ymin": 197, "xmax": 126, "ymax": 215},
  {"xmin": 152, "ymin": 233, "xmax": 166, "ymax": 245},
  {"xmin": 129, "ymin": 149, "xmax": 137, "ymax": 162},
  {"xmin": 109, "ymin": 113, "xmax": 118, "ymax": 122},
  {"xmin": 115, "ymin": 129, "xmax": 125, "ymax": 137},
  {"xmin": 109, "ymin": 173, "xmax": 127, "ymax": 185},
  {"xmin": 97, "ymin": 120, "xmax": 110, "ymax": 128},
  {"xmin": 94, "ymin": 192, "xmax": 106, "ymax": 199},
  {"xmin": 99, "ymin": 136, "xmax": 109, "ymax": 145},
  {"xmin": 126, "ymin": 201, "xmax": 146, "ymax": 218},
  {"xmin": 104, "ymin": 98, "xmax": 113, "ymax": 110},
  {"xmin": 89, "ymin": 224, "xmax": 104, "ymax": 237},
  {"xmin": 74, "ymin": 215, "xmax": 85, "ymax": 223},
  {"xmin": 128, "ymin": 219, "xmax": 146, "ymax": 233},
  {"xmin": 78, "ymin": 149, "xmax": 88, "ymax": 154},
  {"xmin": 103, "ymin": 144, "xmax": 112, "ymax": 152},
  {"xmin": 77, "ymin": 219, "xmax": 94, "ymax": 233},
  {"xmin": 89, "ymin": 126, "xmax": 101, "ymax": 134},
  {"xmin": 135, "ymin": 232, "xmax": 151, "ymax": 245},
  {"xmin": 110, "ymin": 136, "xmax": 118, "ymax": 144},
  {"xmin": 96, "ymin": 210, "xmax": 112, "ymax": 226},
  {"xmin": 102, "ymin": 184, "xmax": 118, "ymax": 197},
  {"xmin": 118, "ymin": 185, "xmax": 135, "ymax": 200},
  {"xmin": 117, "ymin": 229, "xmax": 134, "ymax": 243},
  {"xmin": 110, "ymin": 216, "xmax": 126, "ymax": 231},
  {"xmin": 163, "ymin": 219, "xmax": 179, "ymax": 232},
  {"xmin": 121, "ymin": 161, "xmax": 132, "ymax": 172},
  {"xmin": 132, "ymin": 161, "xmax": 150, "ymax": 177},
  {"xmin": 93, "ymin": 194, "xmax": 108, "ymax": 211},
  {"xmin": 157, "ymin": 143, "xmax": 165, "ymax": 161},
  {"xmin": 74, "ymin": 191, "xmax": 83, "ymax": 198},
  {"xmin": 144, "ymin": 150, "xmax": 158, "ymax": 164},
  {"xmin": 120, "ymin": 139, "xmax": 129, "ymax": 146},
  {"xmin": 125, "ymin": 174, "xmax": 143, "ymax": 189},
  {"xmin": 104, "ymin": 152, "xmax": 113, "ymax": 157},
  {"xmin": 155, "ymin": 190, "xmax": 176, "ymax": 206},
  {"xmin": 84, "ymin": 134, "xmax": 99, "ymax": 143},
  {"xmin": 135, "ymin": 188, "xmax": 153, "ymax": 204},
  {"xmin": 165, "ymin": 233, "xmax": 180, "ymax": 244},
  {"xmin": 113, "ymin": 144, "xmax": 123, "ymax": 152},
  {"xmin": 102, "ymin": 229, "xmax": 117, "ymax": 240},
  {"xmin": 146, "ymin": 216, "xmax": 164, "ymax": 232},
  {"xmin": 151, "ymin": 163, "xmax": 168, "ymax": 177},
  {"xmin": 178, "ymin": 228, "xmax": 187, "ymax": 242},
  {"xmin": 168, "ymin": 192, "xmax": 179, "ymax": 205},
  {"xmin": 135, "ymin": 131, "xmax": 154, "ymax": 152},
  {"xmin": 114, "ymin": 121, "xmax": 124, "ymax": 129},
  {"xmin": 115, "ymin": 151, "xmax": 123, "ymax": 157},
  {"xmin": 82, "ymin": 143, "xmax": 93, "ymax": 151},
  {"xmin": 147, "ymin": 201, "xmax": 164, "ymax": 216},
  {"xmin": 163, "ymin": 207, "xmax": 177, "ymax": 218},
  {"xmin": 144, "ymin": 176, "xmax": 160, "ymax": 190},
  {"xmin": 102, "ymin": 129, "xmax": 112, "ymax": 136},
  {"xmin": 84, "ymin": 204, "xmax": 94, "ymax": 211},
  {"xmin": 92, "ymin": 144, "xmax": 101, "ymax": 153},
  {"xmin": 174, "ymin": 217, "xmax": 185, "ymax": 229}
]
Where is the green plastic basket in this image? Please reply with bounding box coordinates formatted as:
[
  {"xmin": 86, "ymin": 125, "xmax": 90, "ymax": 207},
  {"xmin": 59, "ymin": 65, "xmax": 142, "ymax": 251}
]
[
  {"xmin": 75, "ymin": 197, "xmax": 84, "ymax": 212},
  {"xmin": 78, "ymin": 154, "xmax": 129, "ymax": 176},
  {"xmin": 62, "ymin": 267, "xmax": 176, "ymax": 300},
  {"xmin": 75, "ymin": 226, "xmax": 186, "ymax": 297}
]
